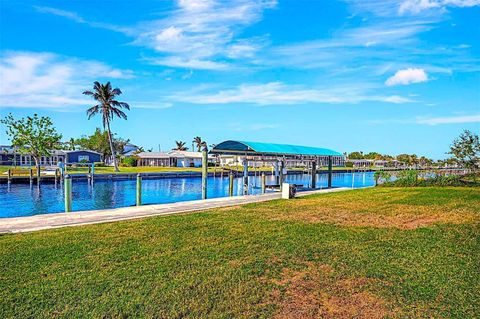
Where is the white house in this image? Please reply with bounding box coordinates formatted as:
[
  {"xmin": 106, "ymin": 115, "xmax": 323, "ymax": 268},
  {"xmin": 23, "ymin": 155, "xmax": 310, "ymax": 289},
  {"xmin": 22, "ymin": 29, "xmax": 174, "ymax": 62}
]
[{"xmin": 136, "ymin": 150, "xmax": 213, "ymax": 167}]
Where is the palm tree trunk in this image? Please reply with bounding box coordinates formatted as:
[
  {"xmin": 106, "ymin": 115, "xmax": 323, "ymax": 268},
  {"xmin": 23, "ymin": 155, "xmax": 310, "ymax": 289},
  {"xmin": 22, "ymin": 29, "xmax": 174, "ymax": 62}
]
[{"xmin": 105, "ymin": 121, "xmax": 119, "ymax": 172}]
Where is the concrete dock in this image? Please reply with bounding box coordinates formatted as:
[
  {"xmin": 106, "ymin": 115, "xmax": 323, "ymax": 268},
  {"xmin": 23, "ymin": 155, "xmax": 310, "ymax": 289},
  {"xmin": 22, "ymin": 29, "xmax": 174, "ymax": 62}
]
[{"xmin": 0, "ymin": 187, "xmax": 350, "ymax": 234}]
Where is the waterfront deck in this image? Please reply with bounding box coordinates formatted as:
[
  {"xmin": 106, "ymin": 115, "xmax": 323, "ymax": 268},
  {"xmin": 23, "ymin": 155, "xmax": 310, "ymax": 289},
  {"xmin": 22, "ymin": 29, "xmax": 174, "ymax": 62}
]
[{"xmin": 0, "ymin": 187, "xmax": 350, "ymax": 233}]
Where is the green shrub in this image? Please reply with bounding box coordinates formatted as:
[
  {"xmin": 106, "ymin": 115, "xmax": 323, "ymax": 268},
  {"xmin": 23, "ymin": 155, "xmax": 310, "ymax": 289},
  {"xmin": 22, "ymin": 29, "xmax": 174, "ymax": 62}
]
[
  {"xmin": 374, "ymin": 170, "xmax": 392, "ymax": 185},
  {"xmin": 120, "ymin": 157, "xmax": 137, "ymax": 167},
  {"xmin": 94, "ymin": 162, "xmax": 106, "ymax": 167},
  {"xmin": 380, "ymin": 170, "xmax": 480, "ymax": 187}
]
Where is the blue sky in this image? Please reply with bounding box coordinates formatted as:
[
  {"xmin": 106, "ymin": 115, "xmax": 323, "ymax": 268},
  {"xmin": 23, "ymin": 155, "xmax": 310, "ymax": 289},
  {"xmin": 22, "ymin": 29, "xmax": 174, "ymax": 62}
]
[{"xmin": 0, "ymin": 0, "xmax": 479, "ymax": 159}]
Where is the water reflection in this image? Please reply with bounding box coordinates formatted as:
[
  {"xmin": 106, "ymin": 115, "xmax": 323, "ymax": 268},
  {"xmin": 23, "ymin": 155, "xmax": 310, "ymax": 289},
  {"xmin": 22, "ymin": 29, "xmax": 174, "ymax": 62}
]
[{"xmin": 0, "ymin": 172, "xmax": 374, "ymax": 217}]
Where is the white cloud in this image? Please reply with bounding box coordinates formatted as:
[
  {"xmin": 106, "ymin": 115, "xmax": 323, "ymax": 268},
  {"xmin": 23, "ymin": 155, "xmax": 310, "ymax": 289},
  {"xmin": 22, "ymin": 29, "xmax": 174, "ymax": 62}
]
[
  {"xmin": 399, "ymin": 0, "xmax": 480, "ymax": 15},
  {"xmin": 178, "ymin": 0, "xmax": 213, "ymax": 11},
  {"xmin": 385, "ymin": 68, "xmax": 428, "ymax": 86},
  {"xmin": 35, "ymin": 2, "xmax": 276, "ymax": 70},
  {"xmin": 0, "ymin": 51, "xmax": 134, "ymax": 108},
  {"xmin": 416, "ymin": 114, "xmax": 480, "ymax": 125},
  {"xmin": 170, "ymin": 82, "xmax": 414, "ymax": 105},
  {"xmin": 133, "ymin": 0, "xmax": 277, "ymax": 69}
]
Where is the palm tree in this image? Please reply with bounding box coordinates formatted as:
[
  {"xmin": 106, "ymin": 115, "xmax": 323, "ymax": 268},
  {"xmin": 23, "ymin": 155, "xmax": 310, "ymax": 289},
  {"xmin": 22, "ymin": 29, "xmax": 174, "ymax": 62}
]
[
  {"xmin": 192, "ymin": 136, "xmax": 206, "ymax": 152},
  {"xmin": 68, "ymin": 138, "xmax": 76, "ymax": 151},
  {"xmin": 173, "ymin": 141, "xmax": 188, "ymax": 151},
  {"xmin": 83, "ymin": 81, "xmax": 130, "ymax": 172}
]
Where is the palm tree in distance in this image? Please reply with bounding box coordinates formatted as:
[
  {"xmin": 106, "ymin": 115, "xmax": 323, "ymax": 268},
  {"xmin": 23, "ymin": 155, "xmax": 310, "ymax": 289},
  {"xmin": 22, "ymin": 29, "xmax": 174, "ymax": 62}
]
[
  {"xmin": 83, "ymin": 81, "xmax": 130, "ymax": 172},
  {"xmin": 69, "ymin": 138, "xmax": 76, "ymax": 150},
  {"xmin": 192, "ymin": 136, "xmax": 206, "ymax": 152},
  {"xmin": 174, "ymin": 141, "xmax": 188, "ymax": 151}
]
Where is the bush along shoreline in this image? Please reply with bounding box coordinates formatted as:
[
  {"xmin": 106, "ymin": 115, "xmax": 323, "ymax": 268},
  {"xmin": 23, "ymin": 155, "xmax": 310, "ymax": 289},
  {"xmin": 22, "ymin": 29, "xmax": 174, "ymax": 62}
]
[{"xmin": 375, "ymin": 169, "xmax": 480, "ymax": 187}]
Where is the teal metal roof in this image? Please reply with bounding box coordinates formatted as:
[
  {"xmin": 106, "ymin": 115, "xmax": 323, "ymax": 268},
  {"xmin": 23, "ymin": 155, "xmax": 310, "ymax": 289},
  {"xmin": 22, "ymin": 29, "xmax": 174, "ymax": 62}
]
[{"xmin": 211, "ymin": 140, "xmax": 342, "ymax": 156}]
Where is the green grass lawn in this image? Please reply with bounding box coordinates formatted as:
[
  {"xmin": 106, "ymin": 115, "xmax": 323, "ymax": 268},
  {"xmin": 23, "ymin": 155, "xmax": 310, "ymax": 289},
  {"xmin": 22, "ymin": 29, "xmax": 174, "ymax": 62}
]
[{"xmin": 1, "ymin": 187, "xmax": 479, "ymax": 318}]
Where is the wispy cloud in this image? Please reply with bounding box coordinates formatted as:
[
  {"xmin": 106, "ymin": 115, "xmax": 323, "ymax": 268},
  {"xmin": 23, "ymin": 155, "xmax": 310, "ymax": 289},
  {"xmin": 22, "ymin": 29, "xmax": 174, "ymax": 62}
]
[
  {"xmin": 34, "ymin": 6, "xmax": 133, "ymax": 34},
  {"xmin": 35, "ymin": 1, "xmax": 277, "ymax": 70},
  {"xmin": 344, "ymin": 0, "xmax": 480, "ymax": 16},
  {"xmin": 399, "ymin": 0, "xmax": 480, "ymax": 15},
  {"xmin": 385, "ymin": 68, "xmax": 429, "ymax": 86},
  {"xmin": 133, "ymin": 0, "xmax": 276, "ymax": 69},
  {"xmin": 170, "ymin": 82, "xmax": 414, "ymax": 105},
  {"xmin": 416, "ymin": 114, "xmax": 480, "ymax": 125},
  {"xmin": 0, "ymin": 51, "xmax": 134, "ymax": 108}
]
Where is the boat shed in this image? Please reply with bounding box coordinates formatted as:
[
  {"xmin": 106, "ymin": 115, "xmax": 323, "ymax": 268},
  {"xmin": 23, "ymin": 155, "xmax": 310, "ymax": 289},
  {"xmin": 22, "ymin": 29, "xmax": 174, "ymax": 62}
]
[{"xmin": 210, "ymin": 140, "xmax": 343, "ymax": 190}]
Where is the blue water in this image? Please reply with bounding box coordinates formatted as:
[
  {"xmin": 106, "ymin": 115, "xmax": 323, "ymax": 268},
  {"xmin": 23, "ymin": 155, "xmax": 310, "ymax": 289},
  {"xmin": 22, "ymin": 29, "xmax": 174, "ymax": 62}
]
[{"xmin": 0, "ymin": 172, "xmax": 374, "ymax": 218}]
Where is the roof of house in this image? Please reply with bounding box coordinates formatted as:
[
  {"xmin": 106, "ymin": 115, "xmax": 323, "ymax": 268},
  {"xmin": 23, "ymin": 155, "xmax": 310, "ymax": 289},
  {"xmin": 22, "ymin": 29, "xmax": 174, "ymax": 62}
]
[
  {"xmin": 211, "ymin": 140, "xmax": 342, "ymax": 157},
  {"xmin": 52, "ymin": 150, "xmax": 102, "ymax": 155},
  {"xmin": 168, "ymin": 150, "xmax": 205, "ymax": 158},
  {"xmin": 136, "ymin": 152, "xmax": 171, "ymax": 159}
]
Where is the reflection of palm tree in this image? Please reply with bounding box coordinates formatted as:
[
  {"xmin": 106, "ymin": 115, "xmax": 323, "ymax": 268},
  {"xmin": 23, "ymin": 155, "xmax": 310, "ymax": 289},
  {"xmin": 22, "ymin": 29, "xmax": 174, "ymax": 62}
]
[
  {"xmin": 174, "ymin": 141, "xmax": 188, "ymax": 151},
  {"xmin": 83, "ymin": 81, "xmax": 130, "ymax": 172}
]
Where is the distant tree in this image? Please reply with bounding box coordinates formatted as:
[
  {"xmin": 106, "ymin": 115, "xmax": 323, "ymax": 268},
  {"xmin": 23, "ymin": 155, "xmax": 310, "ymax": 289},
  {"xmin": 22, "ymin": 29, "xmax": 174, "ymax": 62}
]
[
  {"xmin": 1, "ymin": 114, "xmax": 62, "ymax": 172},
  {"xmin": 76, "ymin": 128, "xmax": 129, "ymax": 160},
  {"xmin": 173, "ymin": 141, "xmax": 188, "ymax": 151},
  {"xmin": 347, "ymin": 151, "xmax": 364, "ymax": 159},
  {"xmin": 364, "ymin": 152, "xmax": 382, "ymax": 160},
  {"xmin": 83, "ymin": 81, "xmax": 130, "ymax": 172},
  {"xmin": 449, "ymin": 130, "xmax": 480, "ymax": 170},
  {"xmin": 192, "ymin": 136, "xmax": 206, "ymax": 152},
  {"xmin": 396, "ymin": 153, "xmax": 412, "ymax": 166},
  {"xmin": 68, "ymin": 137, "xmax": 77, "ymax": 150}
]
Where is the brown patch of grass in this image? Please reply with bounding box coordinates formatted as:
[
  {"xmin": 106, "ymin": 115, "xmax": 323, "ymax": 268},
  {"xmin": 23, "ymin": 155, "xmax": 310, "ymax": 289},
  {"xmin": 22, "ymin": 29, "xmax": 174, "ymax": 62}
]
[
  {"xmin": 259, "ymin": 190, "xmax": 479, "ymax": 229},
  {"xmin": 270, "ymin": 262, "xmax": 393, "ymax": 319}
]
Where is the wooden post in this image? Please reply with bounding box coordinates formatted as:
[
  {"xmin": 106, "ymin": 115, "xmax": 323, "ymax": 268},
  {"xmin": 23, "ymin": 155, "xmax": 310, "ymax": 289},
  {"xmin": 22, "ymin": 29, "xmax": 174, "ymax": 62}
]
[
  {"xmin": 229, "ymin": 171, "xmax": 234, "ymax": 196},
  {"xmin": 274, "ymin": 161, "xmax": 280, "ymax": 184},
  {"xmin": 64, "ymin": 175, "xmax": 72, "ymax": 212},
  {"xmin": 279, "ymin": 160, "xmax": 285, "ymax": 191},
  {"xmin": 91, "ymin": 163, "xmax": 95, "ymax": 184},
  {"xmin": 136, "ymin": 174, "xmax": 142, "ymax": 206},
  {"xmin": 243, "ymin": 159, "xmax": 248, "ymax": 195},
  {"xmin": 328, "ymin": 156, "xmax": 333, "ymax": 188},
  {"xmin": 7, "ymin": 169, "xmax": 11, "ymax": 183},
  {"xmin": 311, "ymin": 160, "xmax": 317, "ymax": 189},
  {"xmin": 29, "ymin": 168, "xmax": 33, "ymax": 182},
  {"xmin": 261, "ymin": 172, "xmax": 266, "ymax": 194},
  {"xmin": 202, "ymin": 147, "xmax": 208, "ymax": 200}
]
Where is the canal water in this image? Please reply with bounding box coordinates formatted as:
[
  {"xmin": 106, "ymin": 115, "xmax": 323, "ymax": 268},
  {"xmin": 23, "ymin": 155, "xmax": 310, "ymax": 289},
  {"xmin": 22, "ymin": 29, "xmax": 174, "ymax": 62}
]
[{"xmin": 0, "ymin": 172, "xmax": 374, "ymax": 218}]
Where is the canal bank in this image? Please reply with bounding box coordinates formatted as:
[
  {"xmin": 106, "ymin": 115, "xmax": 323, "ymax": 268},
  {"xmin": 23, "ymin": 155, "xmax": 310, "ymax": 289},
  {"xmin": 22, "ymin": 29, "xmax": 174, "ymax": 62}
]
[{"xmin": 0, "ymin": 187, "xmax": 352, "ymax": 233}]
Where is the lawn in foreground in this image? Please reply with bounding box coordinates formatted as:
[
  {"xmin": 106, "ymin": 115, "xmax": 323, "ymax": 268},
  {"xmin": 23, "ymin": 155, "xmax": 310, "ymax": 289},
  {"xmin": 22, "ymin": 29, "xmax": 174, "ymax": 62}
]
[{"xmin": 0, "ymin": 187, "xmax": 479, "ymax": 318}]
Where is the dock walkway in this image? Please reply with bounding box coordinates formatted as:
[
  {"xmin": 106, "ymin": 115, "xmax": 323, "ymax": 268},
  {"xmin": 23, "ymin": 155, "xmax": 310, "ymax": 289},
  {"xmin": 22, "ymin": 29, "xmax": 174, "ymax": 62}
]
[{"xmin": 0, "ymin": 187, "xmax": 350, "ymax": 234}]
